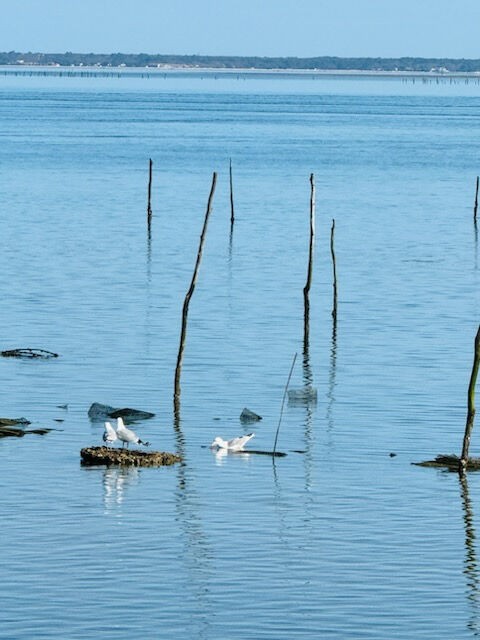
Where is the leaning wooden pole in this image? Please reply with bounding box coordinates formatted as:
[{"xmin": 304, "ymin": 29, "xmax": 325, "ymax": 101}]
[
  {"xmin": 147, "ymin": 158, "xmax": 153, "ymax": 231},
  {"xmin": 174, "ymin": 172, "xmax": 217, "ymax": 402},
  {"xmin": 474, "ymin": 176, "xmax": 479, "ymax": 224},
  {"xmin": 330, "ymin": 218, "xmax": 338, "ymax": 324},
  {"xmin": 229, "ymin": 158, "xmax": 235, "ymax": 225},
  {"xmin": 273, "ymin": 353, "xmax": 297, "ymax": 456},
  {"xmin": 460, "ymin": 325, "xmax": 480, "ymax": 473}
]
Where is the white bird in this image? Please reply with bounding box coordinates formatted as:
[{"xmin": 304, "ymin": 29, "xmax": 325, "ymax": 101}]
[
  {"xmin": 103, "ymin": 421, "xmax": 118, "ymax": 446},
  {"xmin": 210, "ymin": 433, "xmax": 255, "ymax": 451},
  {"xmin": 116, "ymin": 417, "xmax": 150, "ymax": 448}
]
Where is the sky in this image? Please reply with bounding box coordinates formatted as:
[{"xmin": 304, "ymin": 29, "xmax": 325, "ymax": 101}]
[{"xmin": 3, "ymin": 0, "xmax": 480, "ymax": 59}]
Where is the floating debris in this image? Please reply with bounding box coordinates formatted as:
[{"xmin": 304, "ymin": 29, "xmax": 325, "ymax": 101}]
[
  {"xmin": 233, "ymin": 449, "xmax": 287, "ymax": 457},
  {"xmin": 0, "ymin": 417, "xmax": 31, "ymax": 426},
  {"xmin": 87, "ymin": 402, "xmax": 155, "ymax": 423},
  {"xmin": 1, "ymin": 348, "xmax": 58, "ymax": 359},
  {"xmin": 240, "ymin": 408, "xmax": 262, "ymax": 423},
  {"xmin": 413, "ymin": 454, "xmax": 480, "ymax": 471},
  {"xmin": 80, "ymin": 446, "xmax": 182, "ymax": 467},
  {"xmin": 0, "ymin": 425, "xmax": 52, "ymax": 438}
]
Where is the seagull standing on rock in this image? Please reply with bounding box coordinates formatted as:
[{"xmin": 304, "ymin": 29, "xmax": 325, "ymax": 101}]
[
  {"xmin": 103, "ymin": 421, "xmax": 118, "ymax": 446},
  {"xmin": 210, "ymin": 433, "xmax": 255, "ymax": 451},
  {"xmin": 116, "ymin": 417, "xmax": 150, "ymax": 448}
]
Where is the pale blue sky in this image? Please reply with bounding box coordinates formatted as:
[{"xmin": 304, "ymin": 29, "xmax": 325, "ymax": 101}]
[{"xmin": 3, "ymin": 0, "xmax": 480, "ymax": 58}]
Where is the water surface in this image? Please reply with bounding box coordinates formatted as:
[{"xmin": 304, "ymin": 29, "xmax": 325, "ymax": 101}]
[{"xmin": 0, "ymin": 71, "xmax": 479, "ymax": 639}]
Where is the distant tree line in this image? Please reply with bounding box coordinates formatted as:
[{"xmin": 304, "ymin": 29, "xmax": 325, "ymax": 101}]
[{"xmin": 2, "ymin": 51, "xmax": 480, "ymax": 72}]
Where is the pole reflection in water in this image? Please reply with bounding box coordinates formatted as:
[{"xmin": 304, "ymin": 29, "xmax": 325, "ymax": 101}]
[
  {"xmin": 173, "ymin": 401, "xmax": 214, "ymax": 637},
  {"xmin": 475, "ymin": 218, "xmax": 478, "ymax": 274},
  {"xmin": 459, "ymin": 474, "xmax": 480, "ymax": 637},
  {"xmin": 286, "ymin": 174, "xmax": 317, "ymax": 488},
  {"xmin": 326, "ymin": 320, "xmax": 338, "ymax": 435}
]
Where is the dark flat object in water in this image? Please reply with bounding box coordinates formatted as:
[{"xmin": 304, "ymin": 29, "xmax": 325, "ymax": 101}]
[
  {"xmin": 1, "ymin": 348, "xmax": 58, "ymax": 359},
  {"xmin": 232, "ymin": 449, "xmax": 287, "ymax": 457},
  {"xmin": 413, "ymin": 454, "xmax": 480, "ymax": 471},
  {"xmin": 0, "ymin": 425, "xmax": 52, "ymax": 438},
  {"xmin": 0, "ymin": 417, "xmax": 31, "ymax": 426},
  {"xmin": 88, "ymin": 402, "xmax": 155, "ymax": 423}
]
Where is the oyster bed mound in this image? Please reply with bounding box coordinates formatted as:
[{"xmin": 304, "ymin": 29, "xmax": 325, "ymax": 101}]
[{"xmin": 81, "ymin": 446, "xmax": 182, "ymax": 467}]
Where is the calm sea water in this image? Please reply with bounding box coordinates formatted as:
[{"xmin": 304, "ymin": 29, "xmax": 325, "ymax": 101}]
[{"xmin": 1, "ymin": 71, "xmax": 480, "ymax": 639}]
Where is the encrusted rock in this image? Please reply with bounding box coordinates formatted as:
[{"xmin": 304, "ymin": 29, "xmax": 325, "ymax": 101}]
[{"xmin": 80, "ymin": 446, "xmax": 182, "ymax": 467}]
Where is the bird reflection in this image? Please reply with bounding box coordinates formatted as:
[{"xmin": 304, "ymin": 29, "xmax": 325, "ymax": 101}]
[
  {"xmin": 459, "ymin": 473, "xmax": 480, "ymax": 636},
  {"xmin": 475, "ymin": 218, "xmax": 478, "ymax": 273},
  {"xmin": 103, "ymin": 466, "xmax": 139, "ymax": 511}
]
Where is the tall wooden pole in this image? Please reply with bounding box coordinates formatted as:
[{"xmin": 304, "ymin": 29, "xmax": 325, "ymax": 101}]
[
  {"xmin": 303, "ymin": 174, "xmax": 315, "ymax": 350},
  {"xmin": 174, "ymin": 173, "xmax": 217, "ymax": 403},
  {"xmin": 330, "ymin": 218, "xmax": 338, "ymax": 325},
  {"xmin": 147, "ymin": 158, "xmax": 153, "ymax": 232},
  {"xmin": 229, "ymin": 158, "xmax": 235, "ymax": 226},
  {"xmin": 460, "ymin": 325, "xmax": 480, "ymax": 473},
  {"xmin": 474, "ymin": 176, "xmax": 479, "ymax": 224}
]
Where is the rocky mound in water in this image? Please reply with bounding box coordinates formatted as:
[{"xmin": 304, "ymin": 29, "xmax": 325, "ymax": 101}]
[{"xmin": 80, "ymin": 446, "xmax": 182, "ymax": 467}]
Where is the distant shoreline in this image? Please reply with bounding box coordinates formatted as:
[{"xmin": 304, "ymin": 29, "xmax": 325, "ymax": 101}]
[{"xmin": 2, "ymin": 52, "xmax": 480, "ymax": 74}]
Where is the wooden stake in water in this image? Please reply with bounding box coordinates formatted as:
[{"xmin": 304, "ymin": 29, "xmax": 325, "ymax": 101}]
[
  {"xmin": 460, "ymin": 325, "xmax": 480, "ymax": 473},
  {"xmin": 174, "ymin": 173, "xmax": 217, "ymax": 402},
  {"xmin": 303, "ymin": 174, "xmax": 315, "ymax": 349},
  {"xmin": 229, "ymin": 158, "xmax": 235, "ymax": 225},
  {"xmin": 147, "ymin": 158, "xmax": 153, "ymax": 230},
  {"xmin": 474, "ymin": 176, "xmax": 479, "ymax": 224},
  {"xmin": 273, "ymin": 353, "xmax": 297, "ymax": 456},
  {"xmin": 303, "ymin": 174, "xmax": 315, "ymax": 299},
  {"xmin": 330, "ymin": 218, "xmax": 338, "ymax": 324}
]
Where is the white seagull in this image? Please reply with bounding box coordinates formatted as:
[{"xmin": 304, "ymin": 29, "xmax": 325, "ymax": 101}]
[
  {"xmin": 116, "ymin": 417, "xmax": 150, "ymax": 448},
  {"xmin": 210, "ymin": 433, "xmax": 255, "ymax": 451},
  {"xmin": 103, "ymin": 421, "xmax": 118, "ymax": 446}
]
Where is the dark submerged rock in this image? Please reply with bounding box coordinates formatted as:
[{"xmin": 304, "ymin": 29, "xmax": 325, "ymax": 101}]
[
  {"xmin": 88, "ymin": 402, "xmax": 155, "ymax": 423},
  {"xmin": 240, "ymin": 408, "xmax": 262, "ymax": 423},
  {"xmin": 80, "ymin": 446, "xmax": 182, "ymax": 467},
  {"xmin": 287, "ymin": 387, "xmax": 318, "ymax": 406}
]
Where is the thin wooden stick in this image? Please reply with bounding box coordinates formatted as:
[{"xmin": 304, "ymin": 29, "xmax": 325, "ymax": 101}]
[
  {"xmin": 460, "ymin": 325, "xmax": 480, "ymax": 473},
  {"xmin": 273, "ymin": 353, "xmax": 297, "ymax": 455},
  {"xmin": 330, "ymin": 218, "xmax": 338, "ymax": 324},
  {"xmin": 174, "ymin": 173, "xmax": 217, "ymax": 402},
  {"xmin": 147, "ymin": 158, "xmax": 153, "ymax": 229},
  {"xmin": 474, "ymin": 176, "xmax": 479, "ymax": 223},
  {"xmin": 229, "ymin": 158, "xmax": 235, "ymax": 225}
]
